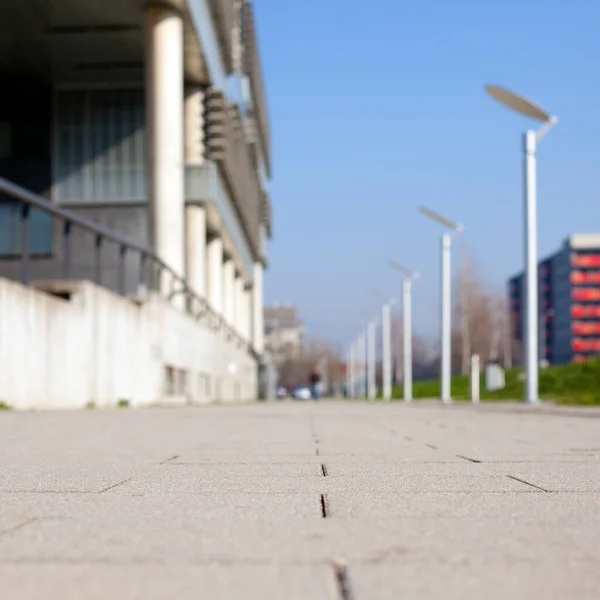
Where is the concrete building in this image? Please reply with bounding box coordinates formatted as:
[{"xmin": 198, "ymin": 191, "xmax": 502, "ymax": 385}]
[
  {"xmin": 508, "ymin": 234, "xmax": 600, "ymax": 365},
  {"xmin": 264, "ymin": 304, "xmax": 304, "ymax": 366},
  {"xmin": 0, "ymin": 0, "xmax": 272, "ymax": 407}
]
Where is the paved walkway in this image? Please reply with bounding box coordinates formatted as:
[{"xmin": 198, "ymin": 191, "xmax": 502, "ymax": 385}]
[{"xmin": 1, "ymin": 401, "xmax": 599, "ymax": 599}]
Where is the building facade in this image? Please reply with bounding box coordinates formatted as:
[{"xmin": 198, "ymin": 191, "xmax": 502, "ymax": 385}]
[
  {"xmin": 264, "ymin": 304, "xmax": 305, "ymax": 366},
  {"xmin": 508, "ymin": 234, "xmax": 600, "ymax": 365},
  {"xmin": 0, "ymin": 1, "xmax": 270, "ymax": 359}
]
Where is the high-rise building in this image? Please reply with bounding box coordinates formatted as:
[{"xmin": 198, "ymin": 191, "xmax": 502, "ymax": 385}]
[
  {"xmin": 264, "ymin": 304, "xmax": 305, "ymax": 366},
  {"xmin": 508, "ymin": 234, "xmax": 600, "ymax": 365}
]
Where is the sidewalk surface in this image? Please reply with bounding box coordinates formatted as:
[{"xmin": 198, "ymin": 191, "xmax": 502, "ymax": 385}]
[{"xmin": 1, "ymin": 401, "xmax": 599, "ymax": 599}]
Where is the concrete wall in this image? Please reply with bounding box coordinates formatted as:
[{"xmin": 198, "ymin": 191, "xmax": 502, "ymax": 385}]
[{"xmin": 0, "ymin": 277, "xmax": 257, "ymax": 410}]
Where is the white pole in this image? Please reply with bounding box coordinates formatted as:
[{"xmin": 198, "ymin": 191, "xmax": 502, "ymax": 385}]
[
  {"xmin": 470, "ymin": 354, "xmax": 480, "ymax": 403},
  {"xmin": 382, "ymin": 303, "xmax": 392, "ymax": 400},
  {"xmin": 403, "ymin": 278, "xmax": 413, "ymax": 402},
  {"xmin": 347, "ymin": 345, "xmax": 354, "ymax": 398},
  {"xmin": 358, "ymin": 332, "xmax": 367, "ymax": 398},
  {"xmin": 524, "ymin": 130, "xmax": 539, "ymax": 404},
  {"xmin": 441, "ymin": 232, "xmax": 452, "ymax": 403},
  {"xmin": 367, "ymin": 321, "xmax": 376, "ymax": 400}
]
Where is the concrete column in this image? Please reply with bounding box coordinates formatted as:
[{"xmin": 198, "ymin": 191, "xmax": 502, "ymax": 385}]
[
  {"xmin": 184, "ymin": 86, "xmax": 205, "ymax": 164},
  {"xmin": 185, "ymin": 206, "xmax": 206, "ymax": 296},
  {"xmin": 234, "ymin": 275, "xmax": 244, "ymax": 333},
  {"xmin": 252, "ymin": 262, "xmax": 264, "ymax": 354},
  {"xmin": 184, "ymin": 86, "xmax": 206, "ymax": 298},
  {"xmin": 206, "ymin": 237, "xmax": 223, "ymax": 313},
  {"xmin": 223, "ymin": 259, "xmax": 235, "ymax": 324},
  {"xmin": 238, "ymin": 286, "xmax": 248, "ymax": 339},
  {"xmin": 145, "ymin": 4, "xmax": 185, "ymax": 291}
]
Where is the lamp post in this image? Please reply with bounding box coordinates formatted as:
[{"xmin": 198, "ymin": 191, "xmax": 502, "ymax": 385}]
[
  {"xmin": 388, "ymin": 261, "xmax": 419, "ymax": 402},
  {"xmin": 346, "ymin": 344, "xmax": 354, "ymax": 398},
  {"xmin": 380, "ymin": 298, "xmax": 396, "ymax": 401},
  {"xmin": 356, "ymin": 331, "xmax": 367, "ymax": 398},
  {"xmin": 367, "ymin": 318, "xmax": 377, "ymax": 400},
  {"xmin": 485, "ymin": 84, "xmax": 558, "ymax": 404},
  {"xmin": 418, "ymin": 207, "xmax": 463, "ymax": 403}
]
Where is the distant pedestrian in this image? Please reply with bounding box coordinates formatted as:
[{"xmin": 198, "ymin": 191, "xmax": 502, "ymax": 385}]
[{"xmin": 309, "ymin": 369, "xmax": 322, "ymax": 400}]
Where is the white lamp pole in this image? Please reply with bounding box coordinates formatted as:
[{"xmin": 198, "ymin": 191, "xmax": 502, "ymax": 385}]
[
  {"xmin": 418, "ymin": 207, "xmax": 463, "ymax": 403},
  {"xmin": 485, "ymin": 84, "xmax": 558, "ymax": 404},
  {"xmin": 388, "ymin": 261, "xmax": 419, "ymax": 402},
  {"xmin": 367, "ymin": 319, "xmax": 377, "ymax": 400},
  {"xmin": 381, "ymin": 299, "xmax": 395, "ymax": 400},
  {"xmin": 346, "ymin": 344, "xmax": 354, "ymax": 397},
  {"xmin": 403, "ymin": 278, "xmax": 413, "ymax": 402},
  {"xmin": 357, "ymin": 331, "xmax": 367, "ymax": 398}
]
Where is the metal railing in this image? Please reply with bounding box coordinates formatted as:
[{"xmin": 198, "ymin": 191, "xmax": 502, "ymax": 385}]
[{"xmin": 0, "ymin": 176, "xmax": 255, "ymax": 357}]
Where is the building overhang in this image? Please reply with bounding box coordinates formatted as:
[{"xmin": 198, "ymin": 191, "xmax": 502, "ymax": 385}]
[{"xmin": 0, "ymin": 0, "xmax": 208, "ymax": 85}]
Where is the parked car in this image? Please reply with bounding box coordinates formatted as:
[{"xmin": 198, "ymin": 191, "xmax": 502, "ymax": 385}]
[{"xmin": 292, "ymin": 386, "xmax": 311, "ymax": 400}]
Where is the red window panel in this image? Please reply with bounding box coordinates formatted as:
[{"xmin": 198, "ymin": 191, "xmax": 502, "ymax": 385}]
[
  {"xmin": 572, "ymin": 288, "xmax": 600, "ymax": 301},
  {"xmin": 571, "ymin": 254, "xmax": 600, "ymax": 268}
]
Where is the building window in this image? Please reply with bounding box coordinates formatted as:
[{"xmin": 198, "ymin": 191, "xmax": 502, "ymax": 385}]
[
  {"xmin": 54, "ymin": 89, "xmax": 146, "ymax": 204},
  {"xmin": 0, "ymin": 201, "xmax": 53, "ymax": 256}
]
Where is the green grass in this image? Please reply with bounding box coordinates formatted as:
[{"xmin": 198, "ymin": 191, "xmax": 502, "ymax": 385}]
[
  {"xmin": 388, "ymin": 357, "xmax": 600, "ymax": 406},
  {"xmin": 0, "ymin": 401, "xmax": 12, "ymax": 411},
  {"xmin": 117, "ymin": 398, "xmax": 130, "ymax": 408}
]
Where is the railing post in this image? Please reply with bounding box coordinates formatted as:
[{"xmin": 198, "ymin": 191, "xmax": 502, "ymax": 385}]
[
  {"xmin": 470, "ymin": 354, "xmax": 480, "ymax": 404},
  {"xmin": 20, "ymin": 204, "xmax": 30, "ymax": 285},
  {"xmin": 138, "ymin": 253, "xmax": 147, "ymax": 295},
  {"xmin": 63, "ymin": 221, "xmax": 72, "ymax": 279},
  {"xmin": 94, "ymin": 235, "xmax": 103, "ymax": 285},
  {"xmin": 119, "ymin": 245, "xmax": 127, "ymax": 294}
]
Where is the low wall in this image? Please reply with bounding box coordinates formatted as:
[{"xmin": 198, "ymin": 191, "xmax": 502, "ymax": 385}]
[{"xmin": 0, "ymin": 278, "xmax": 257, "ymax": 410}]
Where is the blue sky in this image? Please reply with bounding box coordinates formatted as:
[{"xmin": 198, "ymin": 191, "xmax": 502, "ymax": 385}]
[{"xmin": 254, "ymin": 0, "xmax": 600, "ymax": 346}]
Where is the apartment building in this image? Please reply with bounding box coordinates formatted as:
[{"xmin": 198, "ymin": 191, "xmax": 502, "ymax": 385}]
[
  {"xmin": 264, "ymin": 304, "xmax": 305, "ymax": 366},
  {"xmin": 508, "ymin": 234, "xmax": 600, "ymax": 365}
]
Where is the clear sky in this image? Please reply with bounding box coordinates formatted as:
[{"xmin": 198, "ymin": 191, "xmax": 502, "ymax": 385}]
[{"xmin": 254, "ymin": 0, "xmax": 600, "ymax": 347}]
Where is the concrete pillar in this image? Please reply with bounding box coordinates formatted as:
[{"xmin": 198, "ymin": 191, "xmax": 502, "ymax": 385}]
[
  {"xmin": 206, "ymin": 237, "xmax": 223, "ymax": 313},
  {"xmin": 145, "ymin": 4, "xmax": 185, "ymax": 291},
  {"xmin": 252, "ymin": 262, "xmax": 264, "ymax": 354},
  {"xmin": 185, "ymin": 206, "xmax": 206, "ymax": 296},
  {"xmin": 223, "ymin": 258, "xmax": 235, "ymax": 324},
  {"xmin": 234, "ymin": 275, "xmax": 244, "ymax": 333},
  {"xmin": 184, "ymin": 86, "xmax": 205, "ymax": 164},
  {"xmin": 184, "ymin": 86, "xmax": 206, "ymax": 298}
]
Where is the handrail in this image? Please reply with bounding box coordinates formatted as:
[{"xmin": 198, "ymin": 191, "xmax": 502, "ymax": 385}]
[{"xmin": 0, "ymin": 176, "xmax": 256, "ymax": 357}]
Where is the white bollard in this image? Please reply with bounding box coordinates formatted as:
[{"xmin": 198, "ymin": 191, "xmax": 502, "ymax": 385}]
[{"xmin": 470, "ymin": 354, "xmax": 480, "ymax": 404}]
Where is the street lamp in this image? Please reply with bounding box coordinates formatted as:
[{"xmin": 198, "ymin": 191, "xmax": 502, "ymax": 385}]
[
  {"xmin": 418, "ymin": 207, "xmax": 463, "ymax": 403},
  {"xmin": 366, "ymin": 318, "xmax": 377, "ymax": 400},
  {"xmin": 388, "ymin": 260, "xmax": 419, "ymax": 402},
  {"xmin": 373, "ymin": 292, "xmax": 396, "ymax": 401},
  {"xmin": 485, "ymin": 84, "xmax": 558, "ymax": 404}
]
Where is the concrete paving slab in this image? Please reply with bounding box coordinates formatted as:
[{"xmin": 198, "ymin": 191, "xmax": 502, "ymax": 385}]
[
  {"xmin": 348, "ymin": 560, "xmax": 600, "ymax": 599},
  {"xmin": 0, "ymin": 564, "xmax": 338, "ymax": 600},
  {"xmin": 1, "ymin": 402, "xmax": 600, "ymax": 598}
]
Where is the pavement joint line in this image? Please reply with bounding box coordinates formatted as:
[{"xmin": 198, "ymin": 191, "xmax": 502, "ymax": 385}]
[
  {"xmin": 160, "ymin": 455, "xmax": 181, "ymax": 464},
  {"xmin": 332, "ymin": 561, "xmax": 354, "ymax": 600},
  {"xmin": 321, "ymin": 463, "xmax": 328, "ymax": 477},
  {"xmin": 425, "ymin": 443, "xmax": 439, "ymax": 450},
  {"xmin": 320, "ymin": 493, "xmax": 329, "ymax": 518},
  {"xmin": 0, "ymin": 517, "xmax": 37, "ymax": 536},
  {"xmin": 404, "ymin": 436, "xmax": 414, "ymax": 442},
  {"xmin": 98, "ymin": 477, "xmax": 133, "ymax": 494},
  {"xmin": 456, "ymin": 454, "xmax": 482, "ymax": 463},
  {"xmin": 506, "ymin": 475, "xmax": 553, "ymax": 493}
]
